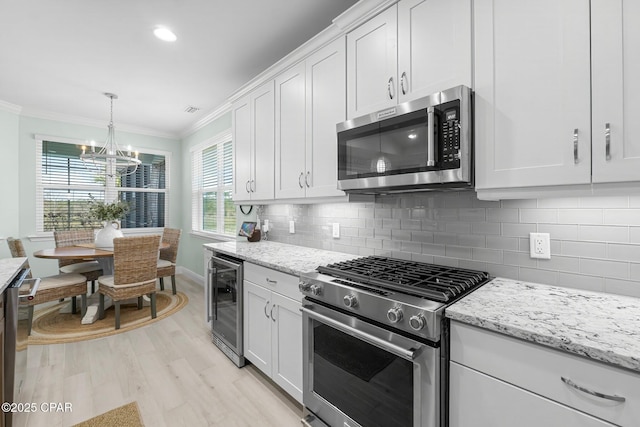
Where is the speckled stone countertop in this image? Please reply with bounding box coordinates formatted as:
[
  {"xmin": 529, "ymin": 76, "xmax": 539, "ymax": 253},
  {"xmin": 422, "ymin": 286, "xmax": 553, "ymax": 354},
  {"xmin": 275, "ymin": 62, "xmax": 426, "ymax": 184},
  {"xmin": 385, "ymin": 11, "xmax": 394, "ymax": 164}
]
[
  {"xmin": 203, "ymin": 241, "xmax": 358, "ymax": 276},
  {"xmin": 0, "ymin": 257, "xmax": 27, "ymax": 293},
  {"xmin": 446, "ymin": 277, "xmax": 640, "ymax": 373}
]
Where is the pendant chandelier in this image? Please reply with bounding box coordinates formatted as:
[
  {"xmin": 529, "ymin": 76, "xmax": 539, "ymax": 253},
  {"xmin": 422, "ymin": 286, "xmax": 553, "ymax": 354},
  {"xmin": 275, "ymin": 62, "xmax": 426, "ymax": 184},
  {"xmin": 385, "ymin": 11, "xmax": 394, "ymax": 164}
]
[{"xmin": 80, "ymin": 92, "xmax": 141, "ymax": 177}]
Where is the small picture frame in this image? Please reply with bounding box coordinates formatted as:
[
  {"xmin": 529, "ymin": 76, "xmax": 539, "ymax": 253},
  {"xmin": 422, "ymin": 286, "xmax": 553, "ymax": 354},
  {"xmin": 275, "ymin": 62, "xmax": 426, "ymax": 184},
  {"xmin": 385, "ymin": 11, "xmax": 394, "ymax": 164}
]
[{"xmin": 238, "ymin": 221, "xmax": 257, "ymax": 238}]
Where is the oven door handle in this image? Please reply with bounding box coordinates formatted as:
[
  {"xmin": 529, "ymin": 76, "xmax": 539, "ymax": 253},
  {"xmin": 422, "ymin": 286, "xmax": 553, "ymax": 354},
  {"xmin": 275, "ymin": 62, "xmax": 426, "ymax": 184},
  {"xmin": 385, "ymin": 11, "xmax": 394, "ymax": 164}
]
[{"xmin": 301, "ymin": 306, "xmax": 418, "ymax": 361}]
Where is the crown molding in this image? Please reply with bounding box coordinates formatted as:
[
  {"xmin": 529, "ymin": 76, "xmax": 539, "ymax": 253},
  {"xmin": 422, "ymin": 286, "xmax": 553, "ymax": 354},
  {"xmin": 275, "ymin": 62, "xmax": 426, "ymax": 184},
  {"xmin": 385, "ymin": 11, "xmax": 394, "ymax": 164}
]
[
  {"xmin": 332, "ymin": 0, "xmax": 397, "ymax": 32},
  {"xmin": 179, "ymin": 101, "xmax": 232, "ymax": 139},
  {"xmin": 19, "ymin": 107, "xmax": 179, "ymax": 140},
  {"xmin": 0, "ymin": 99, "xmax": 22, "ymax": 114}
]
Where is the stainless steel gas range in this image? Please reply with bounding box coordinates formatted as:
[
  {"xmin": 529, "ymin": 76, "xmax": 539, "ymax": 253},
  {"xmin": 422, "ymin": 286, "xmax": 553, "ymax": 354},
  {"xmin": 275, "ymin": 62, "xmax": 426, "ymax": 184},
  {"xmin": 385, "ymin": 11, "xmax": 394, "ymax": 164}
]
[{"xmin": 299, "ymin": 256, "xmax": 490, "ymax": 427}]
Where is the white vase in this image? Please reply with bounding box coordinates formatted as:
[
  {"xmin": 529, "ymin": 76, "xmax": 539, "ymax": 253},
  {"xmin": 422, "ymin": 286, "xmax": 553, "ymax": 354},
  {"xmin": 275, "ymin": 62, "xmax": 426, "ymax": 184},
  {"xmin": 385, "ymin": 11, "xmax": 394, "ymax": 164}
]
[{"xmin": 95, "ymin": 220, "xmax": 124, "ymax": 249}]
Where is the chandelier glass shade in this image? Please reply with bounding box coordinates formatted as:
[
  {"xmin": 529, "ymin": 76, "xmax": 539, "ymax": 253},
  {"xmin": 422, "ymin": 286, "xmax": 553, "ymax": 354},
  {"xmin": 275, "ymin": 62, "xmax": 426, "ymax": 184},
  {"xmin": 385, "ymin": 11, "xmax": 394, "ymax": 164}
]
[{"xmin": 80, "ymin": 93, "xmax": 141, "ymax": 177}]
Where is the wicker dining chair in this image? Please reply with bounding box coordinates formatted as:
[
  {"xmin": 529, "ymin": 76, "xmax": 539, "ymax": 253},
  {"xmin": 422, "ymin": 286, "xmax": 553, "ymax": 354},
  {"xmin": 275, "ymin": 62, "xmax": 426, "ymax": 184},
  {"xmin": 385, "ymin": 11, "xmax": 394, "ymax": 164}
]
[
  {"xmin": 157, "ymin": 228, "xmax": 181, "ymax": 295},
  {"xmin": 54, "ymin": 229, "xmax": 103, "ymax": 293},
  {"xmin": 97, "ymin": 235, "xmax": 161, "ymax": 330},
  {"xmin": 7, "ymin": 238, "xmax": 87, "ymax": 335}
]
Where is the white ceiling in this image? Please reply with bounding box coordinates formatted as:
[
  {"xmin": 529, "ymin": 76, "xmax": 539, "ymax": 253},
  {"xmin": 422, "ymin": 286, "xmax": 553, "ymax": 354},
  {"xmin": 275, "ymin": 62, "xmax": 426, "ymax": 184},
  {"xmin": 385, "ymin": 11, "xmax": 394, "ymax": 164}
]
[{"xmin": 0, "ymin": 0, "xmax": 359, "ymax": 138}]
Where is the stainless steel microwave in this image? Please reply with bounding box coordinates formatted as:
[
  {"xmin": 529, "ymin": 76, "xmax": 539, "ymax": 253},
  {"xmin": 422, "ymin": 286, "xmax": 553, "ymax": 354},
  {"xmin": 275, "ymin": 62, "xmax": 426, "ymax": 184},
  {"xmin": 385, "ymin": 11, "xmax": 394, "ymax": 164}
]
[{"xmin": 337, "ymin": 85, "xmax": 473, "ymax": 193}]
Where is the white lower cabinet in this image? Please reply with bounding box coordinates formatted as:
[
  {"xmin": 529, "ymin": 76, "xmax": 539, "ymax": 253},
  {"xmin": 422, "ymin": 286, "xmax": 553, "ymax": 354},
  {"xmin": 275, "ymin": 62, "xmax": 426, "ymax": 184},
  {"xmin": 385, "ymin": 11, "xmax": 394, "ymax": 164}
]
[
  {"xmin": 243, "ymin": 263, "xmax": 302, "ymax": 403},
  {"xmin": 449, "ymin": 321, "xmax": 640, "ymax": 426},
  {"xmin": 450, "ymin": 363, "xmax": 614, "ymax": 427}
]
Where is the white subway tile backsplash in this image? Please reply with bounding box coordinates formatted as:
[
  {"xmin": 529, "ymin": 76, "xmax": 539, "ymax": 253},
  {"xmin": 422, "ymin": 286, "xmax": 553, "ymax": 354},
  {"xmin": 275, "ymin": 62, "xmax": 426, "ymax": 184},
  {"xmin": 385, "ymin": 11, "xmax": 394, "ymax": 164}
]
[
  {"xmin": 537, "ymin": 197, "xmax": 580, "ymax": 208},
  {"xmin": 263, "ymin": 193, "xmax": 640, "ymax": 298},
  {"xmin": 578, "ymin": 225, "xmax": 629, "ymax": 243},
  {"xmin": 501, "ymin": 223, "xmax": 537, "ymax": 238},
  {"xmin": 604, "ymin": 209, "xmax": 640, "ymax": 226},
  {"xmin": 472, "ymin": 247, "xmax": 503, "ymax": 264},
  {"xmin": 557, "ymin": 272, "xmax": 605, "ymax": 292},
  {"xmin": 558, "ymin": 209, "xmax": 604, "ymax": 225},
  {"xmin": 503, "ymin": 251, "xmax": 537, "ymax": 268},
  {"xmin": 607, "ymin": 244, "xmax": 640, "ymax": 262},
  {"xmin": 486, "ymin": 236, "xmax": 519, "ymax": 251},
  {"xmin": 445, "ymin": 246, "xmax": 472, "ymax": 260},
  {"xmin": 537, "ymin": 255, "xmax": 580, "ymax": 273},
  {"xmin": 579, "ymin": 196, "xmax": 629, "ymax": 208},
  {"xmin": 605, "ymin": 278, "xmax": 640, "ymax": 298},
  {"xmin": 580, "ymin": 258, "xmax": 629, "ymax": 280},
  {"xmin": 561, "ymin": 241, "xmax": 607, "ymax": 258},
  {"xmin": 519, "ymin": 267, "xmax": 558, "ymax": 286},
  {"xmin": 487, "ymin": 208, "xmax": 519, "ymax": 223},
  {"xmin": 471, "ymin": 222, "xmax": 501, "ymax": 235},
  {"xmin": 538, "ymin": 224, "xmax": 578, "ymax": 240}
]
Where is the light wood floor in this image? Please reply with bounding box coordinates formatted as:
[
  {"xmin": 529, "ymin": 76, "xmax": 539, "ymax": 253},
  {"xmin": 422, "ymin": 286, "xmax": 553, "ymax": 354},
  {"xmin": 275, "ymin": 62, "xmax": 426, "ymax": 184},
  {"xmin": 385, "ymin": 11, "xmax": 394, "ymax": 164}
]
[{"xmin": 14, "ymin": 275, "xmax": 303, "ymax": 427}]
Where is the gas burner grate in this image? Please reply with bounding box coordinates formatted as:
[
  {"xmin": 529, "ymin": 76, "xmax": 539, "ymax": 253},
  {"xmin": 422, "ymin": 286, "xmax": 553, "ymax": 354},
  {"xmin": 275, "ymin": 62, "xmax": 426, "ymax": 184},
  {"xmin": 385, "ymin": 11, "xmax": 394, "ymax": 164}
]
[{"xmin": 318, "ymin": 256, "xmax": 490, "ymax": 303}]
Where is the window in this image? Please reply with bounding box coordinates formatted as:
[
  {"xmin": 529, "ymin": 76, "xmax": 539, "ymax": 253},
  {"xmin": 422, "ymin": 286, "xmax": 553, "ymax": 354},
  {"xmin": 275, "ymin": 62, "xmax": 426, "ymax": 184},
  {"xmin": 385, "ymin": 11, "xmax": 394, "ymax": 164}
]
[
  {"xmin": 36, "ymin": 137, "xmax": 169, "ymax": 232},
  {"xmin": 191, "ymin": 132, "xmax": 235, "ymax": 236}
]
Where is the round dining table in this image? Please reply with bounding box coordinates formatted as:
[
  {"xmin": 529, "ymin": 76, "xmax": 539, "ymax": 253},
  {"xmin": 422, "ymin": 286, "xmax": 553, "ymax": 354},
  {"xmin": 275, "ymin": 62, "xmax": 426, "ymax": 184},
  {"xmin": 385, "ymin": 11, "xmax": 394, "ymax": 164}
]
[{"xmin": 33, "ymin": 242, "xmax": 169, "ymax": 324}]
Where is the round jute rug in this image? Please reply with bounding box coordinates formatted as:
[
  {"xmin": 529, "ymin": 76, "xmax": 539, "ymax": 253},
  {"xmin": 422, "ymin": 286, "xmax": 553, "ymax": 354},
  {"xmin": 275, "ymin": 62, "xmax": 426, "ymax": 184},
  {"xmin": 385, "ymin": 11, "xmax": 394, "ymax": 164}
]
[{"xmin": 27, "ymin": 291, "xmax": 189, "ymax": 345}]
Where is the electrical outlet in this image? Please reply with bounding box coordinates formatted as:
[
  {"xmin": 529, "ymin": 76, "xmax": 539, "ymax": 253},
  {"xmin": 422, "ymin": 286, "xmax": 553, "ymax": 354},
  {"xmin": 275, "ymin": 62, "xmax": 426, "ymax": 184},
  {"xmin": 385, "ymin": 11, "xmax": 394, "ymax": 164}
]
[
  {"xmin": 263, "ymin": 219, "xmax": 269, "ymax": 232},
  {"xmin": 332, "ymin": 222, "xmax": 340, "ymax": 238},
  {"xmin": 529, "ymin": 232, "xmax": 551, "ymax": 259},
  {"xmin": 289, "ymin": 220, "xmax": 295, "ymax": 234}
]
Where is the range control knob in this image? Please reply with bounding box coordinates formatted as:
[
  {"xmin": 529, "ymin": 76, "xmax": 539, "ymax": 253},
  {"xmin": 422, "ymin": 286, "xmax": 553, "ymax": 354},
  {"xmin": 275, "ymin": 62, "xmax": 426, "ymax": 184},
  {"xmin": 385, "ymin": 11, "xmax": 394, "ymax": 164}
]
[
  {"xmin": 409, "ymin": 314, "xmax": 426, "ymax": 331},
  {"xmin": 310, "ymin": 284, "xmax": 322, "ymax": 296},
  {"xmin": 298, "ymin": 282, "xmax": 311, "ymax": 293},
  {"xmin": 343, "ymin": 294, "xmax": 358, "ymax": 308},
  {"xmin": 387, "ymin": 307, "xmax": 403, "ymax": 323}
]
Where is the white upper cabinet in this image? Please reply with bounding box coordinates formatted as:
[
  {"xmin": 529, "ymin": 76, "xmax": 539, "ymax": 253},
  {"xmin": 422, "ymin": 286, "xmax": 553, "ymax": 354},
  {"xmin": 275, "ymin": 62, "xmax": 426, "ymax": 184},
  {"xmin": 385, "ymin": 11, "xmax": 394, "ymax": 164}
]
[
  {"xmin": 274, "ymin": 37, "xmax": 346, "ymax": 200},
  {"xmin": 474, "ymin": 0, "xmax": 592, "ymax": 191},
  {"xmin": 275, "ymin": 63, "xmax": 307, "ymax": 199},
  {"xmin": 305, "ymin": 38, "xmax": 347, "ymax": 198},
  {"xmin": 347, "ymin": 0, "xmax": 472, "ymax": 119},
  {"xmin": 591, "ymin": 0, "xmax": 640, "ymax": 183},
  {"xmin": 232, "ymin": 81, "xmax": 275, "ymax": 202},
  {"xmin": 347, "ymin": 5, "xmax": 397, "ymax": 118},
  {"xmin": 397, "ymin": 0, "xmax": 472, "ymax": 102}
]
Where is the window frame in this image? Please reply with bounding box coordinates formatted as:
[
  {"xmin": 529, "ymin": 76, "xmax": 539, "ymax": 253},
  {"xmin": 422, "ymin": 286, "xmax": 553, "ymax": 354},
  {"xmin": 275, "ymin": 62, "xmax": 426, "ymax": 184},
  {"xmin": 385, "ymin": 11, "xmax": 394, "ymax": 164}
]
[
  {"xmin": 34, "ymin": 134, "xmax": 171, "ymax": 236},
  {"xmin": 190, "ymin": 130, "xmax": 236, "ymax": 240}
]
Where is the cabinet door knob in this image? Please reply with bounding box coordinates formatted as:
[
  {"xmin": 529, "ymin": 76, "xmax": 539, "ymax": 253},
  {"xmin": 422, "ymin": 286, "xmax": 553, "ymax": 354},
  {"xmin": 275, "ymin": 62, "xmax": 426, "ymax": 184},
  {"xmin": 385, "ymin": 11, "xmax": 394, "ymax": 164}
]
[
  {"xmin": 298, "ymin": 172, "xmax": 304, "ymax": 189},
  {"xmin": 573, "ymin": 128, "xmax": 579, "ymax": 164},
  {"xmin": 245, "ymin": 180, "xmax": 251, "ymax": 193},
  {"xmin": 400, "ymin": 71, "xmax": 407, "ymax": 95},
  {"xmin": 387, "ymin": 77, "xmax": 394, "ymax": 100},
  {"xmin": 605, "ymin": 123, "xmax": 611, "ymax": 161},
  {"xmin": 251, "ymin": 180, "xmax": 255, "ymax": 192},
  {"xmin": 270, "ymin": 304, "xmax": 276, "ymax": 322},
  {"xmin": 305, "ymin": 171, "xmax": 310, "ymax": 188}
]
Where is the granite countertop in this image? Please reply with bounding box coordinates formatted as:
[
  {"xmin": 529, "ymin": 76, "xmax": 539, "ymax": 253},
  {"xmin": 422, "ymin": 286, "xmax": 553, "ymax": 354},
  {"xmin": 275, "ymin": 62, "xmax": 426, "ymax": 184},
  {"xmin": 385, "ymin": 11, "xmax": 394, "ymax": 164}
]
[
  {"xmin": 203, "ymin": 241, "xmax": 358, "ymax": 276},
  {"xmin": 446, "ymin": 277, "xmax": 640, "ymax": 374},
  {"xmin": 0, "ymin": 257, "xmax": 27, "ymax": 293}
]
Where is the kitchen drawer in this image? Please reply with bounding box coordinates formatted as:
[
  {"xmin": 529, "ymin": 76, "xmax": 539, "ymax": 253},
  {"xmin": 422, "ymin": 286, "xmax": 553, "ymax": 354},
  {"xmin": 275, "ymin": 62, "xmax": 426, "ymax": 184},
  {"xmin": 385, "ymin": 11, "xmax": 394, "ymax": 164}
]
[
  {"xmin": 450, "ymin": 321, "xmax": 640, "ymax": 426},
  {"xmin": 450, "ymin": 362, "xmax": 615, "ymax": 427},
  {"xmin": 244, "ymin": 262, "xmax": 301, "ymax": 302}
]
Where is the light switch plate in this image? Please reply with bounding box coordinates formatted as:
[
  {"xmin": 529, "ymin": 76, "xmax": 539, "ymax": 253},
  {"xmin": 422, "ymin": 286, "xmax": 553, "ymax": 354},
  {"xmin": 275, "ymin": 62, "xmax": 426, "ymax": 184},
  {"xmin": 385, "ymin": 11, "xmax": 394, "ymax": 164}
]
[
  {"xmin": 530, "ymin": 232, "xmax": 551, "ymax": 259},
  {"xmin": 332, "ymin": 223, "xmax": 340, "ymax": 238},
  {"xmin": 263, "ymin": 219, "xmax": 269, "ymax": 232},
  {"xmin": 289, "ymin": 220, "xmax": 295, "ymax": 234}
]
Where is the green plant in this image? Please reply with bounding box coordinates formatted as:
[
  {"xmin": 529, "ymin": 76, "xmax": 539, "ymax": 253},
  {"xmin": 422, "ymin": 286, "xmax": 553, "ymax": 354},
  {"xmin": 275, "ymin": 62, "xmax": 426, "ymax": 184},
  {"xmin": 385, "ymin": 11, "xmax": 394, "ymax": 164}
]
[{"xmin": 88, "ymin": 196, "xmax": 129, "ymax": 222}]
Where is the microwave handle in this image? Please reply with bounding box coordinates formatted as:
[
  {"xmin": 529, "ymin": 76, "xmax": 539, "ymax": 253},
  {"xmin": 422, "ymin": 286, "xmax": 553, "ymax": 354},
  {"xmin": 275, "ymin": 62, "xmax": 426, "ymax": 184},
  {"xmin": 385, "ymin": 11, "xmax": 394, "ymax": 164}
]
[{"xmin": 427, "ymin": 106, "xmax": 436, "ymax": 167}]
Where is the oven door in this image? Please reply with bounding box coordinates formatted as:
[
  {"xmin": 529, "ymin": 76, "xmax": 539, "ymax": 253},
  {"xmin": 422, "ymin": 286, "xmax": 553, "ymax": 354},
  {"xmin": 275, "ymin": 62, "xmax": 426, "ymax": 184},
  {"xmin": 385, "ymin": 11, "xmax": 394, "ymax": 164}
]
[{"xmin": 302, "ymin": 301, "xmax": 439, "ymax": 427}]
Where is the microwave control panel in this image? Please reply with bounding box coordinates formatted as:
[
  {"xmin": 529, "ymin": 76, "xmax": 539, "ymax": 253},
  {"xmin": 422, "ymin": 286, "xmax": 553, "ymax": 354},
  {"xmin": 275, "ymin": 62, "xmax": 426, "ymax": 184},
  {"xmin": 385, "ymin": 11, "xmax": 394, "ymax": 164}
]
[{"xmin": 439, "ymin": 100, "xmax": 461, "ymax": 168}]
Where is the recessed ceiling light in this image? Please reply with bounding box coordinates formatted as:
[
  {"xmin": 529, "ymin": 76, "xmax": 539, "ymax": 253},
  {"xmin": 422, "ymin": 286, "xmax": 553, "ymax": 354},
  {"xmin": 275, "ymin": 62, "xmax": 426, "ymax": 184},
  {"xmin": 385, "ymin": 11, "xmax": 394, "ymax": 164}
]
[{"xmin": 154, "ymin": 26, "xmax": 177, "ymax": 42}]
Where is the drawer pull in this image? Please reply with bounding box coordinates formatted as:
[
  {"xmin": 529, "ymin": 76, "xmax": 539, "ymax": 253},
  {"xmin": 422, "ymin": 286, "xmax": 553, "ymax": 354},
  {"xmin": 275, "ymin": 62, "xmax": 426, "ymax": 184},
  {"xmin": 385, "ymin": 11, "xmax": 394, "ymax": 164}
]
[
  {"xmin": 561, "ymin": 376, "xmax": 626, "ymax": 403},
  {"xmin": 266, "ymin": 278, "xmax": 277, "ymax": 285}
]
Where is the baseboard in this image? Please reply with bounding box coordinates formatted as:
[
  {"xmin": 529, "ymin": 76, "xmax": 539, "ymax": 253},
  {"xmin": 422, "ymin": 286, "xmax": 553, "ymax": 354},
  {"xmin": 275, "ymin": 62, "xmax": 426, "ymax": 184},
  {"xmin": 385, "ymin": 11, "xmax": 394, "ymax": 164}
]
[{"xmin": 177, "ymin": 266, "xmax": 204, "ymax": 286}]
